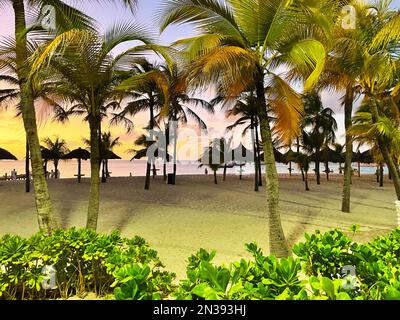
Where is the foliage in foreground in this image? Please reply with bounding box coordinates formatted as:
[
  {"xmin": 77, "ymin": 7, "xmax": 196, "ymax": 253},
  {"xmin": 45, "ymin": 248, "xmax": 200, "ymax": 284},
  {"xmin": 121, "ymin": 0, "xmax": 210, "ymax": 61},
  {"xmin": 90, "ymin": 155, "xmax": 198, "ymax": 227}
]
[
  {"xmin": 0, "ymin": 229, "xmax": 174, "ymax": 300},
  {"xmin": 1, "ymin": 227, "xmax": 400, "ymax": 300}
]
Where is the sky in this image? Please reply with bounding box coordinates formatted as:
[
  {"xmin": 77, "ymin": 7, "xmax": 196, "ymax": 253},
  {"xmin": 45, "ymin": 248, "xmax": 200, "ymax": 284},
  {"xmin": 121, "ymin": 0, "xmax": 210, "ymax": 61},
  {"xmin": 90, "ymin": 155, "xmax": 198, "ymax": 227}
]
[{"xmin": 0, "ymin": 0, "xmax": 399, "ymax": 159}]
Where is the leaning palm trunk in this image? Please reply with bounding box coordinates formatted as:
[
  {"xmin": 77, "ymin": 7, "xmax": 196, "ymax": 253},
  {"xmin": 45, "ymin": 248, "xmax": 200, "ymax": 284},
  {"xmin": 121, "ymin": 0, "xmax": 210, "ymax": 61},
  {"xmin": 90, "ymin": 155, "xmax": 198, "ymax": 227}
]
[
  {"xmin": 371, "ymin": 99, "xmax": 400, "ymax": 199},
  {"xmin": 14, "ymin": 0, "xmax": 57, "ymax": 233},
  {"xmin": 342, "ymin": 86, "xmax": 353, "ymax": 212},
  {"xmin": 87, "ymin": 117, "xmax": 101, "ymax": 230},
  {"xmin": 315, "ymin": 150, "xmax": 321, "ymax": 185},
  {"xmin": 256, "ymin": 79, "xmax": 290, "ymax": 258},
  {"xmin": 145, "ymin": 162, "xmax": 151, "ymax": 190}
]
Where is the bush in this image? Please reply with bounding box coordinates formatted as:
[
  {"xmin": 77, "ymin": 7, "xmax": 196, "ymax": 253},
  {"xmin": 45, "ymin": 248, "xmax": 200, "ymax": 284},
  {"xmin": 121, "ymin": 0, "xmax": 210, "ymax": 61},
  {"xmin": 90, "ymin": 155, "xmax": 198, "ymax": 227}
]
[
  {"xmin": 0, "ymin": 228, "xmax": 175, "ymax": 300},
  {"xmin": 1, "ymin": 227, "xmax": 400, "ymax": 300}
]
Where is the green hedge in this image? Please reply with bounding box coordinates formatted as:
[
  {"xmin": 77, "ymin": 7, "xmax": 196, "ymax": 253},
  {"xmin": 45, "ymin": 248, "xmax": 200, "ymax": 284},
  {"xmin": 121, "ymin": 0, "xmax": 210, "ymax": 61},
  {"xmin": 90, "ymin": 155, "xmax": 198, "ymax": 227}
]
[{"xmin": 1, "ymin": 227, "xmax": 400, "ymax": 300}]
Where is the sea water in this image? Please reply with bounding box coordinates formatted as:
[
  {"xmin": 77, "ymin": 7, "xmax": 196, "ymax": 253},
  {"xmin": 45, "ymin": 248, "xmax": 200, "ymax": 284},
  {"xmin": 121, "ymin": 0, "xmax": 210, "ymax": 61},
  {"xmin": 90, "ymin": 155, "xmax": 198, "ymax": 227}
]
[{"xmin": 0, "ymin": 160, "xmax": 385, "ymax": 179}]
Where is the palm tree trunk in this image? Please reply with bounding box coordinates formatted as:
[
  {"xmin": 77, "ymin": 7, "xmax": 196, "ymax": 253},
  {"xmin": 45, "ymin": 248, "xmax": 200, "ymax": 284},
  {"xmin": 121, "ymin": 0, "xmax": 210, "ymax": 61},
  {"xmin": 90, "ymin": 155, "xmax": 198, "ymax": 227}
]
[
  {"xmin": 106, "ymin": 160, "xmax": 110, "ymax": 178},
  {"xmin": 376, "ymin": 165, "xmax": 380, "ymax": 183},
  {"xmin": 379, "ymin": 163, "xmax": 384, "ymax": 187},
  {"xmin": 87, "ymin": 116, "xmax": 101, "ymax": 230},
  {"xmin": 213, "ymin": 170, "xmax": 217, "ymax": 184},
  {"xmin": 172, "ymin": 116, "xmax": 178, "ymax": 180},
  {"xmin": 152, "ymin": 164, "xmax": 157, "ymax": 179},
  {"xmin": 250, "ymin": 114, "xmax": 259, "ymax": 192},
  {"xmin": 145, "ymin": 162, "xmax": 151, "ymax": 190},
  {"xmin": 315, "ymin": 156, "xmax": 321, "ymax": 185},
  {"xmin": 289, "ymin": 161, "xmax": 292, "ymax": 176},
  {"xmin": 325, "ymin": 161, "xmax": 329, "ymax": 181},
  {"xmin": 255, "ymin": 122, "xmax": 263, "ymax": 187},
  {"xmin": 13, "ymin": 0, "xmax": 57, "ymax": 233},
  {"xmin": 164, "ymin": 125, "xmax": 169, "ymax": 181},
  {"xmin": 342, "ymin": 85, "xmax": 354, "ymax": 212},
  {"xmin": 358, "ymin": 161, "xmax": 361, "ymax": 177},
  {"xmin": 54, "ymin": 160, "xmax": 59, "ymax": 179},
  {"xmin": 297, "ymin": 137, "xmax": 305, "ymax": 181},
  {"xmin": 101, "ymin": 160, "xmax": 106, "ymax": 183},
  {"xmin": 371, "ymin": 99, "xmax": 400, "ymax": 199},
  {"xmin": 25, "ymin": 137, "xmax": 30, "ymax": 193},
  {"xmin": 78, "ymin": 158, "xmax": 82, "ymax": 183},
  {"xmin": 223, "ymin": 164, "xmax": 227, "ymax": 181},
  {"xmin": 305, "ymin": 171, "xmax": 310, "ymax": 191},
  {"xmin": 256, "ymin": 77, "xmax": 290, "ymax": 258}
]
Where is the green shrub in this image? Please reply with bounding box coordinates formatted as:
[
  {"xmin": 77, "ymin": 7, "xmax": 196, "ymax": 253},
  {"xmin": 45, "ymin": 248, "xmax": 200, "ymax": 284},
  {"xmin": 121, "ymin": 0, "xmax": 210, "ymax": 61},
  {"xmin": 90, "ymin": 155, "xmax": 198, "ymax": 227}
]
[
  {"xmin": 0, "ymin": 229, "xmax": 175, "ymax": 300},
  {"xmin": 292, "ymin": 229, "xmax": 359, "ymax": 278}
]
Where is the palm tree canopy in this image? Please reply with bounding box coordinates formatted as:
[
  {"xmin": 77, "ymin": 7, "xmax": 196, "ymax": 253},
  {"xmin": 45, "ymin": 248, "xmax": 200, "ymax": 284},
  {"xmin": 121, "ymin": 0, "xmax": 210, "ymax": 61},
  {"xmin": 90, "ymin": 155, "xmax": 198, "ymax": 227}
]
[{"xmin": 42, "ymin": 136, "xmax": 69, "ymax": 160}]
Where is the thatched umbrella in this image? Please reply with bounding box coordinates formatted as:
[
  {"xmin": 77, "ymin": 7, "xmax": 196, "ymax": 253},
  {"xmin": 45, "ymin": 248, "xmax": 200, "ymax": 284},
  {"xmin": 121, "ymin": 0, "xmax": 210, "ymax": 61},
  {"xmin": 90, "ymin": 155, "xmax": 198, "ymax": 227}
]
[
  {"xmin": 62, "ymin": 148, "xmax": 90, "ymax": 183},
  {"xmin": 231, "ymin": 143, "xmax": 254, "ymax": 163},
  {"xmin": 0, "ymin": 147, "xmax": 17, "ymax": 160},
  {"xmin": 260, "ymin": 148, "xmax": 286, "ymax": 163},
  {"xmin": 359, "ymin": 149, "xmax": 374, "ymax": 164},
  {"xmin": 312, "ymin": 147, "xmax": 343, "ymax": 180},
  {"xmin": 0, "ymin": 147, "xmax": 17, "ymax": 180},
  {"xmin": 283, "ymin": 149, "xmax": 299, "ymax": 176}
]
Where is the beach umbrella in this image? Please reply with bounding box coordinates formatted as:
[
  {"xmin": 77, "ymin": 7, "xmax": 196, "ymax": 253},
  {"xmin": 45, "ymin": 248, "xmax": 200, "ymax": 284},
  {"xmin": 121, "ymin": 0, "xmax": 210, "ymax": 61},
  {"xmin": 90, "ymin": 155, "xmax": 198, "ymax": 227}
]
[
  {"xmin": 260, "ymin": 148, "xmax": 286, "ymax": 164},
  {"xmin": 283, "ymin": 149, "xmax": 299, "ymax": 175},
  {"xmin": 315, "ymin": 147, "xmax": 344, "ymax": 163},
  {"xmin": 102, "ymin": 150, "xmax": 121, "ymax": 160},
  {"xmin": 359, "ymin": 149, "xmax": 374, "ymax": 164},
  {"xmin": 0, "ymin": 147, "xmax": 17, "ymax": 160},
  {"xmin": 0, "ymin": 148, "xmax": 17, "ymax": 180},
  {"xmin": 62, "ymin": 148, "xmax": 90, "ymax": 183}
]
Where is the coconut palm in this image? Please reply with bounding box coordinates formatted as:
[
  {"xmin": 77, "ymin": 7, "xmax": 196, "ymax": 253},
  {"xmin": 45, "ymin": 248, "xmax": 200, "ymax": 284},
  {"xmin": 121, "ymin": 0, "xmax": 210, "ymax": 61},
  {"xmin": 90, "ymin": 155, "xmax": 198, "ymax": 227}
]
[
  {"xmin": 295, "ymin": 153, "xmax": 311, "ymax": 191},
  {"xmin": 157, "ymin": 0, "xmax": 343, "ymax": 257},
  {"xmin": 199, "ymin": 138, "xmax": 226, "ymax": 185},
  {"xmin": 301, "ymin": 92, "xmax": 337, "ymax": 185},
  {"xmin": 342, "ymin": 1, "xmax": 400, "ymax": 199},
  {"xmin": 100, "ymin": 132, "xmax": 121, "ymax": 182},
  {"xmin": 1, "ymin": 0, "xmax": 138, "ymax": 233},
  {"xmin": 112, "ymin": 58, "xmax": 166, "ymax": 189},
  {"xmin": 33, "ymin": 23, "xmax": 152, "ymax": 230},
  {"xmin": 221, "ymin": 92, "xmax": 263, "ymax": 191},
  {"xmin": 42, "ymin": 137, "xmax": 69, "ymax": 178},
  {"xmin": 117, "ymin": 46, "xmax": 214, "ymax": 184}
]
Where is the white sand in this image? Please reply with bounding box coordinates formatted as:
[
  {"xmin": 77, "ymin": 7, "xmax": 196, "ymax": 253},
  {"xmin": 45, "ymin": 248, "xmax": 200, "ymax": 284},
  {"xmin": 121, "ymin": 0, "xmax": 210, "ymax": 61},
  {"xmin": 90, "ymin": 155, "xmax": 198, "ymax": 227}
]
[{"xmin": 0, "ymin": 174, "xmax": 397, "ymax": 278}]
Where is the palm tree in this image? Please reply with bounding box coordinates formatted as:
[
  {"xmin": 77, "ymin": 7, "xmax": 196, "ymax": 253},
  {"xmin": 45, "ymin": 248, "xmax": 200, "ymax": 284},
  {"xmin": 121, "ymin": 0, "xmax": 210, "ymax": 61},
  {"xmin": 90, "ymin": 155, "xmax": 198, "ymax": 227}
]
[
  {"xmin": 199, "ymin": 138, "xmax": 225, "ymax": 185},
  {"xmin": 3, "ymin": 0, "xmax": 138, "ymax": 233},
  {"xmin": 295, "ymin": 153, "xmax": 311, "ymax": 191},
  {"xmin": 301, "ymin": 92, "xmax": 337, "ymax": 185},
  {"xmin": 117, "ymin": 46, "xmax": 214, "ymax": 184},
  {"xmin": 100, "ymin": 132, "xmax": 121, "ymax": 182},
  {"xmin": 158, "ymin": 0, "xmax": 339, "ymax": 257},
  {"xmin": 42, "ymin": 137, "xmax": 69, "ymax": 178},
  {"xmin": 221, "ymin": 92, "xmax": 263, "ymax": 191},
  {"xmin": 112, "ymin": 58, "xmax": 165, "ymax": 189},
  {"xmin": 33, "ymin": 24, "xmax": 152, "ymax": 230},
  {"xmin": 334, "ymin": 143, "xmax": 345, "ymax": 174}
]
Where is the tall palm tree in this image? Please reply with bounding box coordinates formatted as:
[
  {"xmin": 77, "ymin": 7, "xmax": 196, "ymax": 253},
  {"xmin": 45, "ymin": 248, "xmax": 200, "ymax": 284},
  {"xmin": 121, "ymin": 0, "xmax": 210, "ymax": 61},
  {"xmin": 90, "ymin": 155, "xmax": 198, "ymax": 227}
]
[
  {"xmin": 301, "ymin": 92, "xmax": 337, "ymax": 185},
  {"xmin": 2, "ymin": 0, "xmax": 138, "ymax": 233},
  {"xmin": 221, "ymin": 92, "xmax": 263, "ymax": 191},
  {"xmin": 100, "ymin": 132, "xmax": 121, "ymax": 182},
  {"xmin": 112, "ymin": 58, "xmax": 164, "ymax": 189},
  {"xmin": 199, "ymin": 138, "xmax": 226, "ymax": 185},
  {"xmin": 33, "ymin": 23, "xmax": 152, "ymax": 230},
  {"xmin": 157, "ymin": 0, "xmax": 342, "ymax": 257},
  {"xmin": 117, "ymin": 46, "xmax": 214, "ymax": 184},
  {"xmin": 42, "ymin": 137, "xmax": 69, "ymax": 178}
]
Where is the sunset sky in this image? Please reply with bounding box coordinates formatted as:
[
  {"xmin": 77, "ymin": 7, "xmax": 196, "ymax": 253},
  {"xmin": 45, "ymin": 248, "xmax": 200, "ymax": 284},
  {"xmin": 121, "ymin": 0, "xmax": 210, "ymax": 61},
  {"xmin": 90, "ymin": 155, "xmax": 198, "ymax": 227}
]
[{"xmin": 0, "ymin": 0, "xmax": 399, "ymax": 159}]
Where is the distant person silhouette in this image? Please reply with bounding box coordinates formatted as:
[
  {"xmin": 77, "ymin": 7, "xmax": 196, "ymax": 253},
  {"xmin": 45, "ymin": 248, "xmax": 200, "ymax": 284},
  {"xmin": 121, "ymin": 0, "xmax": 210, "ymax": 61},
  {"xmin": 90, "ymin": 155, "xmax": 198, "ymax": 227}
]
[{"xmin": 11, "ymin": 169, "xmax": 17, "ymax": 180}]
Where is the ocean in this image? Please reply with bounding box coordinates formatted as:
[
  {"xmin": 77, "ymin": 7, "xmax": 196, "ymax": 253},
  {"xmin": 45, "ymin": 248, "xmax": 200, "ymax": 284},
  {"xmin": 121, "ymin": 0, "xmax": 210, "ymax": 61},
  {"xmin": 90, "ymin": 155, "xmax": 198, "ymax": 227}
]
[{"xmin": 0, "ymin": 159, "xmax": 385, "ymax": 179}]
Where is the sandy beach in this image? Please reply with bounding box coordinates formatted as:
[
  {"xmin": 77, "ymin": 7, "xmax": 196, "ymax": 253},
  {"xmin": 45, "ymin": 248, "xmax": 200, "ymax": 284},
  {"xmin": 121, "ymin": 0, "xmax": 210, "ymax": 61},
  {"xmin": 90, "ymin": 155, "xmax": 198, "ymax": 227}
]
[{"xmin": 0, "ymin": 174, "xmax": 397, "ymax": 279}]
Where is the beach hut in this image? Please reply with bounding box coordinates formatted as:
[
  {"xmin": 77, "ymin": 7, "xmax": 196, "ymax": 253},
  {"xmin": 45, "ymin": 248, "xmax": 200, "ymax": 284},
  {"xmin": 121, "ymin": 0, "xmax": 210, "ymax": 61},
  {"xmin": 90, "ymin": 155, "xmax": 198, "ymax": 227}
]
[{"xmin": 62, "ymin": 148, "xmax": 90, "ymax": 183}]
